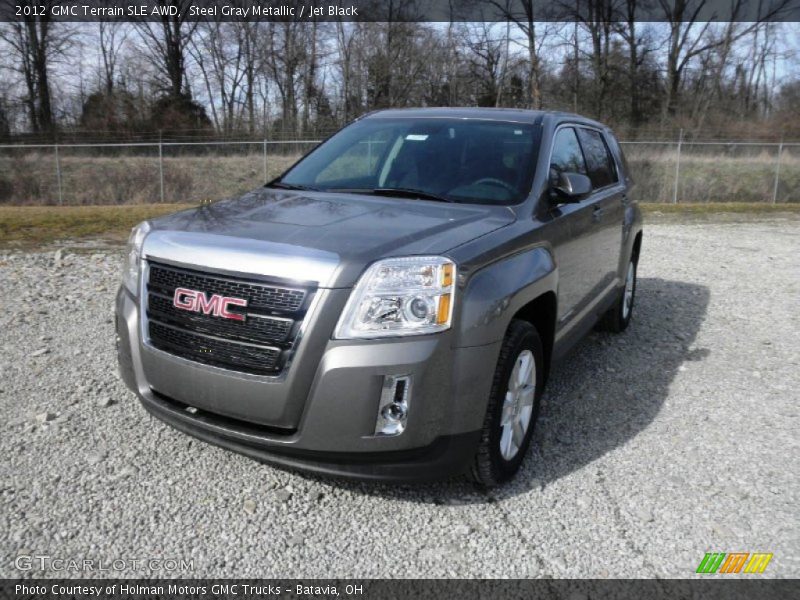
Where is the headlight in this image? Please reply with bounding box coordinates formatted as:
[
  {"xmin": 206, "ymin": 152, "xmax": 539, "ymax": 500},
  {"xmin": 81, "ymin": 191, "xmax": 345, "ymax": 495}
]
[
  {"xmin": 335, "ymin": 256, "xmax": 456, "ymax": 339},
  {"xmin": 121, "ymin": 221, "xmax": 151, "ymax": 295}
]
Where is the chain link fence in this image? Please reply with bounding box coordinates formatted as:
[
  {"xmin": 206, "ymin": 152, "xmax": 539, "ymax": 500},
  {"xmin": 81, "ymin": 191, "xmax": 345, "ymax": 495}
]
[{"xmin": 0, "ymin": 136, "xmax": 797, "ymax": 206}]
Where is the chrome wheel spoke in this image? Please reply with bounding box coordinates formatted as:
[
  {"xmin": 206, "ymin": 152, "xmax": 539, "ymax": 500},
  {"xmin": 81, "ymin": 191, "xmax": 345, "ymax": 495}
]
[
  {"xmin": 519, "ymin": 405, "xmax": 533, "ymax": 427},
  {"xmin": 517, "ymin": 354, "xmax": 532, "ymax": 388},
  {"xmin": 518, "ymin": 384, "xmax": 535, "ymax": 408},
  {"xmin": 509, "ymin": 362, "xmax": 521, "ymax": 392},
  {"xmin": 500, "ymin": 425, "xmax": 514, "ymax": 458},
  {"xmin": 512, "ymin": 419, "xmax": 526, "ymax": 448},
  {"xmin": 622, "ymin": 262, "xmax": 634, "ymax": 319},
  {"xmin": 498, "ymin": 349, "xmax": 537, "ymax": 461},
  {"xmin": 501, "ymin": 392, "xmax": 516, "ymax": 426}
]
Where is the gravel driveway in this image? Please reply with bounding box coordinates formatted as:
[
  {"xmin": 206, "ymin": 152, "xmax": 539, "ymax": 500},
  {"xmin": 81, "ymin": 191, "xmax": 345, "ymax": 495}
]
[{"xmin": 1, "ymin": 218, "xmax": 798, "ymax": 578}]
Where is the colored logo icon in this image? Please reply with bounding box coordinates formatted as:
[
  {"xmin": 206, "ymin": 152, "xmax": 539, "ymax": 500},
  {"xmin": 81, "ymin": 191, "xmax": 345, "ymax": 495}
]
[{"xmin": 696, "ymin": 552, "xmax": 773, "ymax": 574}]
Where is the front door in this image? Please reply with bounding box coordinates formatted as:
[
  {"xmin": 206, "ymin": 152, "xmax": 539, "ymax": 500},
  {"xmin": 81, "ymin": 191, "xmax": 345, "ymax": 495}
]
[{"xmin": 546, "ymin": 126, "xmax": 604, "ymax": 323}]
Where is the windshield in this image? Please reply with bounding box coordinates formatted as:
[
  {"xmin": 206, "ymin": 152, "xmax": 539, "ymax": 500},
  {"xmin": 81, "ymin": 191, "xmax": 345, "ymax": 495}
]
[{"xmin": 278, "ymin": 117, "xmax": 536, "ymax": 205}]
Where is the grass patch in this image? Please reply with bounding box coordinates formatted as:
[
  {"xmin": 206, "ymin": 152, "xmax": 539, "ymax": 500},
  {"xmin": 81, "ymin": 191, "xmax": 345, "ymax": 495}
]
[
  {"xmin": 0, "ymin": 202, "xmax": 797, "ymax": 248},
  {"xmin": 0, "ymin": 204, "xmax": 193, "ymax": 246}
]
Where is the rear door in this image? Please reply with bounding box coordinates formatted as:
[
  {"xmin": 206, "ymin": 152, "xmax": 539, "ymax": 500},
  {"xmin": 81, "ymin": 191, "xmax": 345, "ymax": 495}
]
[{"xmin": 575, "ymin": 127, "xmax": 625, "ymax": 292}]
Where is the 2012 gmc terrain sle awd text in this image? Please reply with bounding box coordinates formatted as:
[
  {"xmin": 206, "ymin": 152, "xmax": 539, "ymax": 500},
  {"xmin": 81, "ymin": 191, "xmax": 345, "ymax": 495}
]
[{"xmin": 115, "ymin": 108, "xmax": 643, "ymax": 486}]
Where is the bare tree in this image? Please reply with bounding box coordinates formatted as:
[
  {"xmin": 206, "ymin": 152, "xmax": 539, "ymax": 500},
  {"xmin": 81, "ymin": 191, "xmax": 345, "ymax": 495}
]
[
  {"xmin": 261, "ymin": 20, "xmax": 305, "ymax": 136},
  {"xmin": 578, "ymin": 0, "xmax": 620, "ymax": 119},
  {"xmin": 488, "ymin": 0, "xmax": 562, "ymax": 109},
  {"xmin": 616, "ymin": 0, "xmax": 648, "ymax": 125},
  {"xmin": 459, "ymin": 22, "xmax": 506, "ymax": 106},
  {"xmin": 300, "ymin": 18, "xmax": 319, "ymax": 136},
  {"xmin": 658, "ymin": 0, "xmax": 789, "ymax": 118},
  {"xmin": 97, "ymin": 21, "xmax": 129, "ymax": 95},
  {"xmin": 239, "ymin": 21, "xmax": 261, "ymax": 134},
  {"xmin": 190, "ymin": 22, "xmax": 249, "ymax": 133},
  {"xmin": 134, "ymin": 0, "xmax": 199, "ymax": 99},
  {"xmin": 0, "ymin": 3, "xmax": 71, "ymax": 133},
  {"xmin": 334, "ymin": 21, "xmax": 357, "ymax": 122}
]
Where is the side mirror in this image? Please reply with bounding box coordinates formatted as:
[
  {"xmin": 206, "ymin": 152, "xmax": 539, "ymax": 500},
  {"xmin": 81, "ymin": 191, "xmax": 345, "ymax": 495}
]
[{"xmin": 551, "ymin": 172, "xmax": 592, "ymax": 202}]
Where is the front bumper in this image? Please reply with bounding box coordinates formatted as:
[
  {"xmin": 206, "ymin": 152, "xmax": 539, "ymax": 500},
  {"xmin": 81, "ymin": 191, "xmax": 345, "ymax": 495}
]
[
  {"xmin": 139, "ymin": 388, "xmax": 481, "ymax": 481},
  {"xmin": 116, "ymin": 286, "xmax": 498, "ymax": 482}
]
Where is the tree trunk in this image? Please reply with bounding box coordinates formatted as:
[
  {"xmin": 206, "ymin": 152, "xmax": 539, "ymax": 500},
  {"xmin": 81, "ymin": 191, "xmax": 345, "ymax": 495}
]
[
  {"xmin": 527, "ymin": 25, "xmax": 540, "ymax": 109},
  {"xmin": 301, "ymin": 19, "xmax": 317, "ymax": 136}
]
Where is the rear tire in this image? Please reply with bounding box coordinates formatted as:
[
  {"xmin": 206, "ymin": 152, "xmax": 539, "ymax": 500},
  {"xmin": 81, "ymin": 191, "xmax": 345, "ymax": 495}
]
[
  {"xmin": 597, "ymin": 255, "xmax": 637, "ymax": 333},
  {"xmin": 471, "ymin": 320, "xmax": 544, "ymax": 487}
]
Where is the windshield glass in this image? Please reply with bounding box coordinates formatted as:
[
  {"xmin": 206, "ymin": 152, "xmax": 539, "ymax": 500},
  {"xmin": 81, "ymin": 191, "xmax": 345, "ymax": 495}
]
[{"xmin": 279, "ymin": 117, "xmax": 536, "ymax": 205}]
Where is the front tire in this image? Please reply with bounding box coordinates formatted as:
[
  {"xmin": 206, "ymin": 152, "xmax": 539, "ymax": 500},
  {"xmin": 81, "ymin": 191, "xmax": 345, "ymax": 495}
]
[{"xmin": 471, "ymin": 320, "xmax": 544, "ymax": 487}]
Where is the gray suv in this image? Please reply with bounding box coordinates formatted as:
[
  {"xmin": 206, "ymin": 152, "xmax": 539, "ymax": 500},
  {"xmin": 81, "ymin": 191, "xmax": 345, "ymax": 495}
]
[{"xmin": 115, "ymin": 108, "xmax": 643, "ymax": 486}]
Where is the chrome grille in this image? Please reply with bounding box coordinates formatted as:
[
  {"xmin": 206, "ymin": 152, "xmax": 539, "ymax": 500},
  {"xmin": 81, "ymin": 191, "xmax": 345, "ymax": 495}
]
[{"xmin": 145, "ymin": 262, "xmax": 314, "ymax": 375}]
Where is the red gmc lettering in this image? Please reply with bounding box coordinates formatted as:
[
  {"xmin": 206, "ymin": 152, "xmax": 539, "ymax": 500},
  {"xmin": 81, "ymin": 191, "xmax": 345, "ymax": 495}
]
[
  {"xmin": 172, "ymin": 288, "xmax": 246, "ymax": 321},
  {"xmin": 220, "ymin": 297, "xmax": 247, "ymax": 321},
  {"xmin": 173, "ymin": 287, "xmax": 197, "ymax": 310}
]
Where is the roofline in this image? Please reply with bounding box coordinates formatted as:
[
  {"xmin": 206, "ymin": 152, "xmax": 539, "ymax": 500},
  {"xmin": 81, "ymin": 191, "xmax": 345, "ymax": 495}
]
[{"xmin": 360, "ymin": 107, "xmax": 608, "ymax": 129}]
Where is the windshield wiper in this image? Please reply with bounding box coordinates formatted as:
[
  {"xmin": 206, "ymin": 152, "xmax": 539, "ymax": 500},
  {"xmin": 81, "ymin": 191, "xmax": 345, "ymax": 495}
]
[
  {"xmin": 373, "ymin": 187, "xmax": 455, "ymax": 203},
  {"xmin": 266, "ymin": 181, "xmax": 320, "ymax": 192},
  {"xmin": 331, "ymin": 187, "xmax": 455, "ymax": 203}
]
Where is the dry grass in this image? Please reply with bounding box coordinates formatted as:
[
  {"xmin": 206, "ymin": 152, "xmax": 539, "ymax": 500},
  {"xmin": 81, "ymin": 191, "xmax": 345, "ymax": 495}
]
[
  {"xmin": 0, "ymin": 152, "xmax": 304, "ymax": 205},
  {"xmin": 1, "ymin": 202, "xmax": 797, "ymax": 248},
  {"xmin": 0, "ymin": 204, "xmax": 193, "ymax": 246},
  {"xmin": 623, "ymin": 148, "xmax": 800, "ymax": 203}
]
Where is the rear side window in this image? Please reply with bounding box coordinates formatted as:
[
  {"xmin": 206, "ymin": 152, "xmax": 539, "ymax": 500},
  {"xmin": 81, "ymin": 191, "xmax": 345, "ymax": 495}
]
[
  {"xmin": 576, "ymin": 128, "xmax": 618, "ymax": 188},
  {"xmin": 549, "ymin": 127, "xmax": 587, "ymax": 185},
  {"xmin": 605, "ymin": 132, "xmax": 630, "ymax": 183}
]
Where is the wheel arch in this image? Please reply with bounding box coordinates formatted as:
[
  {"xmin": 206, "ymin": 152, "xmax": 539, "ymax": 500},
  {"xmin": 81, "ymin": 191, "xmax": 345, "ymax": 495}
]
[
  {"xmin": 455, "ymin": 245, "xmax": 558, "ymax": 355},
  {"xmin": 509, "ymin": 291, "xmax": 557, "ymax": 382}
]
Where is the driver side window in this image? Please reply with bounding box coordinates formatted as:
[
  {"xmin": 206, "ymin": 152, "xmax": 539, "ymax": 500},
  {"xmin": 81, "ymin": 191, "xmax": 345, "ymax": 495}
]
[{"xmin": 550, "ymin": 127, "xmax": 587, "ymax": 187}]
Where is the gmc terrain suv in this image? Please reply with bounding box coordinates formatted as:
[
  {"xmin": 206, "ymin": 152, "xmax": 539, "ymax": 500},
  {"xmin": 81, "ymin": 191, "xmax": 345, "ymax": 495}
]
[{"xmin": 116, "ymin": 108, "xmax": 643, "ymax": 486}]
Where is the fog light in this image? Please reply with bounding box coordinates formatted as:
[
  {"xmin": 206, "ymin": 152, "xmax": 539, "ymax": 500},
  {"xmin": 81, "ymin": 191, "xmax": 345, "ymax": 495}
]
[{"xmin": 375, "ymin": 375, "xmax": 411, "ymax": 436}]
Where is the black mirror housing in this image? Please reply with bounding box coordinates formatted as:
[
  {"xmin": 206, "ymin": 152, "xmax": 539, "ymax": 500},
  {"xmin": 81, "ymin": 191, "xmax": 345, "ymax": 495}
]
[{"xmin": 552, "ymin": 172, "xmax": 592, "ymax": 202}]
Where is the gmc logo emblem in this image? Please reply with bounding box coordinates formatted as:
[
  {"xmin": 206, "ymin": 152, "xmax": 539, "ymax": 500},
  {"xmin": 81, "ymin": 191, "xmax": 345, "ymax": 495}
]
[{"xmin": 172, "ymin": 287, "xmax": 247, "ymax": 321}]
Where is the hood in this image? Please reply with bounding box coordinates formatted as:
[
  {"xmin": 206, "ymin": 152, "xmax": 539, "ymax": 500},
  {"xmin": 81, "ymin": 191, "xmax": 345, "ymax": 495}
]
[{"xmin": 146, "ymin": 187, "xmax": 515, "ymax": 287}]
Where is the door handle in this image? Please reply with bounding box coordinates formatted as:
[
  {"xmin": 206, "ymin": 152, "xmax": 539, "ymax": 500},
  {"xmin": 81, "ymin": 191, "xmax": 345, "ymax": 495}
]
[{"xmin": 592, "ymin": 206, "xmax": 604, "ymax": 222}]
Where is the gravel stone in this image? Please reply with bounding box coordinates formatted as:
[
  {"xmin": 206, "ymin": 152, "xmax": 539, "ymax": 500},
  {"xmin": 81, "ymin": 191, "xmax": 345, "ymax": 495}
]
[
  {"xmin": 243, "ymin": 499, "xmax": 257, "ymax": 515},
  {"xmin": 273, "ymin": 490, "xmax": 292, "ymax": 503},
  {"xmin": 633, "ymin": 506, "xmax": 654, "ymax": 523},
  {"xmin": 1, "ymin": 218, "xmax": 798, "ymax": 578},
  {"xmin": 96, "ymin": 397, "xmax": 114, "ymax": 408},
  {"xmin": 34, "ymin": 412, "xmax": 55, "ymax": 423},
  {"xmin": 30, "ymin": 348, "xmax": 49, "ymax": 357},
  {"xmin": 86, "ymin": 452, "xmax": 106, "ymax": 466}
]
